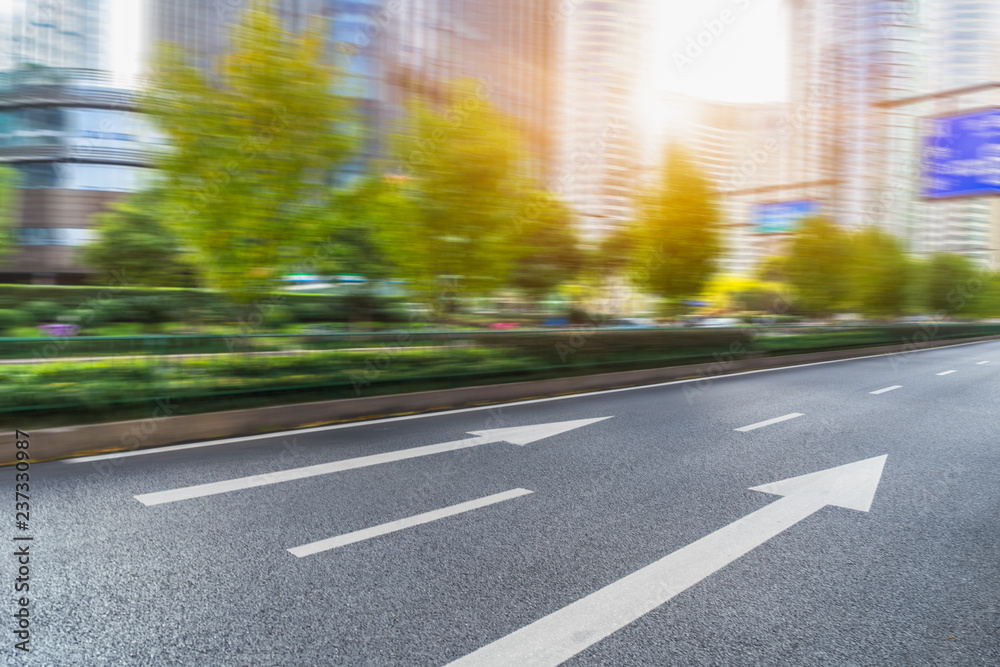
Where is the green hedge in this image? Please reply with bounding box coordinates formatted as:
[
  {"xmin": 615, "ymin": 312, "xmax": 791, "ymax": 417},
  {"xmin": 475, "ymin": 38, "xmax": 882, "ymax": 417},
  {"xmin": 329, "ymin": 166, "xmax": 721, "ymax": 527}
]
[
  {"xmin": 0, "ymin": 284, "xmax": 407, "ymax": 326},
  {"xmin": 3, "ymin": 323, "xmax": 998, "ymax": 428}
]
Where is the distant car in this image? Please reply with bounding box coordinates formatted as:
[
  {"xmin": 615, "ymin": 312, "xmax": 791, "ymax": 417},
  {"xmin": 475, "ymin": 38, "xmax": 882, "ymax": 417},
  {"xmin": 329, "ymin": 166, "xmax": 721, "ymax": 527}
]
[{"xmin": 696, "ymin": 317, "xmax": 741, "ymax": 328}]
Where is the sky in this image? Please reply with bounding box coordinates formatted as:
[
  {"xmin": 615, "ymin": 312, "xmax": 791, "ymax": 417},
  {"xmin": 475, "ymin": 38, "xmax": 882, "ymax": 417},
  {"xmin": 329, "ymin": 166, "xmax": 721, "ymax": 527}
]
[{"xmin": 654, "ymin": 0, "xmax": 789, "ymax": 104}]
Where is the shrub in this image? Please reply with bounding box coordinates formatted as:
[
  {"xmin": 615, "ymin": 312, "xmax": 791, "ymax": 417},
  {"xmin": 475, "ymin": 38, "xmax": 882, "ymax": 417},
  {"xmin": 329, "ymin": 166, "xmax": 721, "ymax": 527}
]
[
  {"xmin": 0, "ymin": 309, "xmax": 28, "ymax": 334},
  {"xmin": 22, "ymin": 301, "xmax": 61, "ymax": 324}
]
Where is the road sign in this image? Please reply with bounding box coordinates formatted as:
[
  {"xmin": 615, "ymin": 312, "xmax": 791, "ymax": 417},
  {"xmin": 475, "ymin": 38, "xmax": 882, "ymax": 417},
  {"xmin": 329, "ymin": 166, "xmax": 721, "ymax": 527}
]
[{"xmin": 922, "ymin": 108, "xmax": 1000, "ymax": 199}]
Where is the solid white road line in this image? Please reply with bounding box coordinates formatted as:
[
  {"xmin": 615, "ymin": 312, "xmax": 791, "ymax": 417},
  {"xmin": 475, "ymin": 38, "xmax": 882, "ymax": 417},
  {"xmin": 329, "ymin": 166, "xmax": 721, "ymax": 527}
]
[
  {"xmin": 134, "ymin": 418, "xmax": 609, "ymax": 506},
  {"xmin": 288, "ymin": 488, "xmax": 533, "ymax": 557},
  {"xmin": 976, "ymin": 360, "xmax": 990, "ymax": 365},
  {"xmin": 65, "ymin": 339, "xmax": 998, "ymax": 464},
  {"xmin": 936, "ymin": 370, "xmax": 956, "ymax": 376},
  {"xmin": 870, "ymin": 385, "xmax": 902, "ymax": 395},
  {"xmin": 734, "ymin": 413, "xmax": 804, "ymax": 432}
]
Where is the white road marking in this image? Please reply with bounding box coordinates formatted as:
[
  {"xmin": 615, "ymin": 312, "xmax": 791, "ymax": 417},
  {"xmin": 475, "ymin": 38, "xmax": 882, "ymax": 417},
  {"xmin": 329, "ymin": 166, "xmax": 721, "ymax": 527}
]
[
  {"xmin": 976, "ymin": 360, "xmax": 990, "ymax": 365},
  {"xmin": 936, "ymin": 370, "xmax": 956, "ymax": 376},
  {"xmin": 870, "ymin": 385, "xmax": 902, "ymax": 395},
  {"xmin": 288, "ymin": 488, "xmax": 532, "ymax": 557},
  {"xmin": 64, "ymin": 340, "xmax": 998, "ymax": 464},
  {"xmin": 734, "ymin": 413, "xmax": 803, "ymax": 432},
  {"xmin": 446, "ymin": 456, "xmax": 888, "ymax": 667},
  {"xmin": 134, "ymin": 417, "xmax": 610, "ymax": 506}
]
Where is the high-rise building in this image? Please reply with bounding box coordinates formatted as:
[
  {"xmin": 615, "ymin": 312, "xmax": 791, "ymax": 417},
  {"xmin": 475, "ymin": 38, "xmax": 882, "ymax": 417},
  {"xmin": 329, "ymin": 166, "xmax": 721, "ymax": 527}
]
[
  {"xmin": 0, "ymin": 0, "xmax": 152, "ymax": 284},
  {"xmin": 557, "ymin": 0, "xmax": 647, "ymax": 240},
  {"xmin": 917, "ymin": 0, "xmax": 1000, "ymax": 266},
  {"xmin": 381, "ymin": 0, "xmax": 560, "ymax": 182},
  {"xmin": 788, "ymin": 0, "xmax": 1000, "ymax": 268},
  {"xmin": 1, "ymin": 0, "xmax": 106, "ymax": 72},
  {"xmin": 787, "ymin": 0, "xmax": 921, "ymax": 230}
]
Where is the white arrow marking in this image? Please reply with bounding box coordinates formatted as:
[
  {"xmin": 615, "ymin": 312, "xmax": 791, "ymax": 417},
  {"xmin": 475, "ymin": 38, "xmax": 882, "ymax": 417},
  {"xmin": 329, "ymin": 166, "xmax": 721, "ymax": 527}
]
[
  {"xmin": 734, "ymin": 412, "xmax": 803, "ymax": 432},
  {"xmin": 446, "ymin": 455, "xmax": 888, "ymax": 667},
  {"xmin": 937, "ymin": 370, "xmax": 956, "ymax": 376},
  {"xmin": 288, "ymin": 488, "xmax": 533, "ymax": 557},
  {"xmin": 870, "ymin": 385, "xmax": 902, "ymax": 395},
  {"xmin": 134, "ymin": 417, "xmax": 610, "ymax": 506}
]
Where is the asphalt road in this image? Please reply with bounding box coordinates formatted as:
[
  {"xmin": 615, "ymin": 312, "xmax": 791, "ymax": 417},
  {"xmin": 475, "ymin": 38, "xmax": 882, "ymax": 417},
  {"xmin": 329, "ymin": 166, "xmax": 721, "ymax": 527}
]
[{"xmin": 7, "ymin": 340, "xmax": 1000, "ymax": 665}]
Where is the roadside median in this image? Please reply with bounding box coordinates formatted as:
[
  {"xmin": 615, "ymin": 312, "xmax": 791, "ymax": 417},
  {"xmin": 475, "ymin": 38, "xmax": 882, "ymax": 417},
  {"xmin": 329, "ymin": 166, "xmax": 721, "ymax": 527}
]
[{"xmin": 3, "ymin": 331, "xmax": 995, "ymax": 464}]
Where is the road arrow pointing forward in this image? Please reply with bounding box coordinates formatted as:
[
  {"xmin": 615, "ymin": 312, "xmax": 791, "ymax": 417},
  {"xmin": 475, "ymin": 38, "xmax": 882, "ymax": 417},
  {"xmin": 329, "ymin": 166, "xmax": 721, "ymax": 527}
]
[
  {"xmin": 134, "ymin": 417, "xmax": 611, "ymax": 506},
  {"xmin": 446, "ymin": 454, "xmax": 888, "ymax": 667}
]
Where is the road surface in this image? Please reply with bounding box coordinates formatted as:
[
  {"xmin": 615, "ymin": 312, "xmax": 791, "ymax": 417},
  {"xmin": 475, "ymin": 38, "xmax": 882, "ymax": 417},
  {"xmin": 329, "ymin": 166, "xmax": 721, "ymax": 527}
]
[{"xmin": 8, "ymin": 340, "xmax": 1000, "ymax": 665}]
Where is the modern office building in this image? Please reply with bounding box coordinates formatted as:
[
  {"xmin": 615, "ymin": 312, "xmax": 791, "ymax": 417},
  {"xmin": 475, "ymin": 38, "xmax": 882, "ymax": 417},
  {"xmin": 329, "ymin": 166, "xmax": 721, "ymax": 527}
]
[
  {"xmin": 556, "ymin": 0, "xmax": 647, "ymax": 240},
  {"xmin": 380, "ymin": 0, "xmax": 560, "ymax": 184},
  {"xmin": 786, "ymin": 0, "xmax": 921, "ymax": 230},
  {"xmin": 786, "ymin": 0, "xmax": 1000, "ymax": 268},
  {"xmin": 914, "ymin": 0, "xmax": 1000, "ymax": 266},
  {"xmin": 0, "ymin": 0, "xmax": 152, "ymax": 284}
]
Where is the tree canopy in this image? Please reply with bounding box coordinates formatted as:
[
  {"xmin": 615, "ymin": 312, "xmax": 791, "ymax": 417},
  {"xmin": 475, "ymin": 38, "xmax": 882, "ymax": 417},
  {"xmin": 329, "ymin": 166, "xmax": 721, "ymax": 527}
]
[
  {"xmin": 848, "ymin": 225, "xmax": 911, "ymax": 318},
  {"xmin": 924, "ymin": 252, "xmax": 978, "ymax": 315},
  {"xmin": 507, "ymin": 193, "xmax": 584, "ymax": 300},
  {"xmin": 83, "ymin": 187, "xmax": 199, "ymax": 287},
  {"xmin": 376, "ymin": 80, "xmax": 533, "ymax": 301},
  {"xmin": 631, "ymin": 145, "xmax": 723, "ymax": 306},
  {"xmin": 143, "ymin": 0, "xmax": 358, "ymax": 300},
  {"xmin": 786, "ymin": 215, "xmax": 851, "ymax": 316}
]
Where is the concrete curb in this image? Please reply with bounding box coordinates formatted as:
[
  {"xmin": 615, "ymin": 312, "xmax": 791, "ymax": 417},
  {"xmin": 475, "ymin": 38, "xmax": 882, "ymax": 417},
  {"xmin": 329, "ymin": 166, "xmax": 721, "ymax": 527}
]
[{"xmin": 4, "ymin": 335, "xmax": 996, "ymax": 464}]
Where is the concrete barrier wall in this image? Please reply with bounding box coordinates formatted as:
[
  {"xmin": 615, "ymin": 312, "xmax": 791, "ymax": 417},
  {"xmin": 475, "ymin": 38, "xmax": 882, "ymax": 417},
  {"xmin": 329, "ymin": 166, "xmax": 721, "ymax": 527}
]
[{"xmin": 3, "ymin": 335, "xmax": 995, "ymax": 464}]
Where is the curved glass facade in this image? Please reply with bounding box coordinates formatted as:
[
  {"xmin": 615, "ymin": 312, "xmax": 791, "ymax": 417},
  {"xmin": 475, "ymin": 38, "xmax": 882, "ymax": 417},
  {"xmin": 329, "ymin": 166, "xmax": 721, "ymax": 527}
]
[{"xmin": 0, "ymin": 107, "xmax": 154, "ymax": 149}]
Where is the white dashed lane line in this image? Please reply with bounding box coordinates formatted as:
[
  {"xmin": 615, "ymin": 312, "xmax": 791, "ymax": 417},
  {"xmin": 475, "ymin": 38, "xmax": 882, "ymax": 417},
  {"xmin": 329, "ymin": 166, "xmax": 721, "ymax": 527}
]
[
  {"xmin": 288, "ymin": 488, "xmax": 533, "ymax": 557},
  {"xmin": 976, "ymin": 361, "xmax": 990, "ymax": 365},
  {"xmin": 734, "ymin": 413, "xmax": 804, "ymax": 433},
  {"xmin": 937, "ymin": 370, "xmax": 957, "ymax": 376},
  {"xmin": 870, "ymin": 385, "xmax": 902, "ymax": 395}
]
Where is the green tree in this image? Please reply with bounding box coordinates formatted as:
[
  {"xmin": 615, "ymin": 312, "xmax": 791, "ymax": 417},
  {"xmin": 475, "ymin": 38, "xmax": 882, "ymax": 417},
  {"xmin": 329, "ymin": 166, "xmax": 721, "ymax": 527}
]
[
  {"xmin": 377, "ymin": 80, "xmax": 532, "ymax": 302},
  {"xmin": 755, "ymin": 255, "xmax": 789, "ymax": 284},
  {"xmin": 0, "ymin": 165, "xmax": 19, "ymax": 263},
  {"xmin": 144, "ymin": 0, "xmax": 357, "ymax": 300},
  {"xmin": 508, "ymin": 194, "xmax": 584, "ymax": 301},
  {"xmin": 632, "ymin": 145, "xmax": 723, "ymax": 309},
  {"xmin": 83, "ymin": 187, "xmax": 199, "ymax": 287},
  {"xmin": 312, "ymin": 178, "xmax": 398, "ymax": 280},
  {"xmin": 590, "ymin": 222, "xmax": 637, "ymax": 277},
  {"xmin": 967, "ymin": 272, "xmax": 1000, "ymax": 319},
  {"xmin": 849, "ymin": 226, "xmax": 911, "ymax": 318},
  {"xmin": 924, "ymin": 252, "xmax": 978, "ymax": 315},
  {"xmin": 786, "ymin": 216, "xmax": 851, "ymax": 316}
]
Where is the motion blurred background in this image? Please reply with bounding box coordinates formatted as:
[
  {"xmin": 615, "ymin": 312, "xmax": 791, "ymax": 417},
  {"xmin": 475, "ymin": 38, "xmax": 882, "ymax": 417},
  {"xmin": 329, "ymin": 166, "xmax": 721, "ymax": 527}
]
[{"xmin": 2, "ymin": 1, "xmax": 1000, "ymax": 427}]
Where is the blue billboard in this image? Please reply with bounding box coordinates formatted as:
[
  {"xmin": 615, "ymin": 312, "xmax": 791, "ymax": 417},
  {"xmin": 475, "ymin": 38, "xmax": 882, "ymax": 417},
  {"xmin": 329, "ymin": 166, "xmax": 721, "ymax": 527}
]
[
  {"xmin": 750, "ymin": 200, "xmax": 821, "ymax": 234},
  {"xmin": 922, "ymin": 108, "xmax": 1000, "ymax": 199}
]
